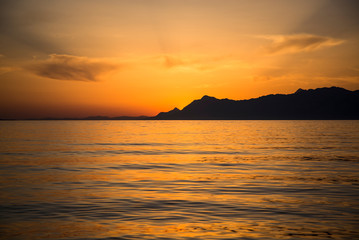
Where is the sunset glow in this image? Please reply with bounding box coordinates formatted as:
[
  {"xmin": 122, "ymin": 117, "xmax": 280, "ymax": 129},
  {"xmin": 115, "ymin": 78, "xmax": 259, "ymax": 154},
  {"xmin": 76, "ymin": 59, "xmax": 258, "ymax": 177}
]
[{"xmin": 1, "ymin": 0, "xmax": 358, "ymax": 118}]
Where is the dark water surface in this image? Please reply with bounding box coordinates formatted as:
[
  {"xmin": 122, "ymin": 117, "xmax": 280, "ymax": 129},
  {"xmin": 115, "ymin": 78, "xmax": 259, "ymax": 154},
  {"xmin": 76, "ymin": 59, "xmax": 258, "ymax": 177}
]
[{"xmin": 0, "ymin": 120, "xmax": 358, "ymax": 239}]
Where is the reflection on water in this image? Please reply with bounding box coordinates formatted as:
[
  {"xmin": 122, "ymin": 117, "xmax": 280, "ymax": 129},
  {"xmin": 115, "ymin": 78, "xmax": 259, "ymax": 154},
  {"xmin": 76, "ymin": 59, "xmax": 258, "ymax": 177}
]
[{"xmin": 0, "ymin": 120, "xmax": 359, "ymax": 239}]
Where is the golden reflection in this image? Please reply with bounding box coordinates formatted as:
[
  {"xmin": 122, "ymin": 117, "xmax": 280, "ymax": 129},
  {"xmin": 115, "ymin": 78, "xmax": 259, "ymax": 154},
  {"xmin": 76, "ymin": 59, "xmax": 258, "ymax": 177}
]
[
  {"xmin": 1, "ymin": 121, "xmax": 359, "ymax": 239},
  {"xmin": 0, "ymin": 221, "xmax": 109, "ymax": 240},
  {"xmin": 0, "ymin": 220, "xmax": 345, "ymax": 239}
]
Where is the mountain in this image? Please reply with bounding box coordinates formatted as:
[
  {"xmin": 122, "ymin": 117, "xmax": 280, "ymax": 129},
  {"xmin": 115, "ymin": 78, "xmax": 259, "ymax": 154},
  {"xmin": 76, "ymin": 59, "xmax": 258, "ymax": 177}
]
[{"xmin": 155, "ymin": 87, "xmax": 359, "ymax": 120}]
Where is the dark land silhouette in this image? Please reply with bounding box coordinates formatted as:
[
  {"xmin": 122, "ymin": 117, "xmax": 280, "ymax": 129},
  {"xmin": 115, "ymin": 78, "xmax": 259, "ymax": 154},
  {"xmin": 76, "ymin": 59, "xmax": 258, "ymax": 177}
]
[
  {"xmin": 1, "ymin": 86, "xmax": 358, "ymax": 120},
  {"xmin": 155, "ymin": 87, "xmax": 359, "ymax": 120}
]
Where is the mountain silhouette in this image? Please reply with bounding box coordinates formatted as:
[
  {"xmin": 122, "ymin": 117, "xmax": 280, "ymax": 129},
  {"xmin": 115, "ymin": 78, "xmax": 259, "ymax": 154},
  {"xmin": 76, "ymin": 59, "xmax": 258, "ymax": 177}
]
[{"xmin": 155, "ymin": 87, "xmax": 359, "ymax": 120}]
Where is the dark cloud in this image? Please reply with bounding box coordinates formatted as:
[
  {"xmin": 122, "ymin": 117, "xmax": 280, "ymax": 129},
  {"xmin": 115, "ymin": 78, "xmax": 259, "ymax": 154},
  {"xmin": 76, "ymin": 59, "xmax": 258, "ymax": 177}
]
[
  {"xmin": 294, "ymin": 0, "xmax": 359, "ymax": 37},
  {"xmin": 263, "ymin": 34, "xmax": 344, "ymax": 55},
  {"xmin": 0, "ymin": 0, "xmax": 64, "ymax": 56},
  {"xmin": 27, "ymin": 54, "xmax": 119, "ymax": 81}
]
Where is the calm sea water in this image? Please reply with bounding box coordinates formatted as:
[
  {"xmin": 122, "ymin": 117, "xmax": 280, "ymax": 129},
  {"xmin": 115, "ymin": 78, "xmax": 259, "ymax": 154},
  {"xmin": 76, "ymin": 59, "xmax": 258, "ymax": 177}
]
[{"xmin": 0, "ymin": 120, "xmax": 359, "ymax": 240}]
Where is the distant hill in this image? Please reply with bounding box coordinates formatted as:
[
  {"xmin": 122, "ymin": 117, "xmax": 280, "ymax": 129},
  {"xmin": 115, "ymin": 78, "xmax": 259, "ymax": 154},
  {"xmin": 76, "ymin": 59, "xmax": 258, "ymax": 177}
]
[{"xmin": 155, "ymin": 87, "xmax": 359, "ymax": 120}]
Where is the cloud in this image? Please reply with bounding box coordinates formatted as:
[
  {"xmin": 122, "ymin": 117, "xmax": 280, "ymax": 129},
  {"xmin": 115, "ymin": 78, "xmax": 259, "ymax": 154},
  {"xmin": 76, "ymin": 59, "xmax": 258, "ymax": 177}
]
[
  {"xmin": 0, "ymin": 66, "xmax": 18, "ymax": 75},
  {"xmin": 163, "ymin": 55, "xmax": 214, "ymax": 71},
  {"xmin": 164, "ymin": 56, "xmax": 185, "ymax": 68},
  {"xmin": 261, "ymin": 34, "xmax": 344, "ymax": 55},
  {"xmin": 27, "ymin": 54, "xmax": 120, "ymax": 81},
  {"xmin": 161, "ymin": 55, "xmax": 242, "ymax": 71}
]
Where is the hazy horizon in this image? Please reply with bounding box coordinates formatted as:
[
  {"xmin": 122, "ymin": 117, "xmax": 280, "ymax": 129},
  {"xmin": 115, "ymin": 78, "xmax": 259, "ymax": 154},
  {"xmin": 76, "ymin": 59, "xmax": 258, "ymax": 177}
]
[{"xmin": 0, "ymin": 85, "xmax": 357, "ymax": 120}]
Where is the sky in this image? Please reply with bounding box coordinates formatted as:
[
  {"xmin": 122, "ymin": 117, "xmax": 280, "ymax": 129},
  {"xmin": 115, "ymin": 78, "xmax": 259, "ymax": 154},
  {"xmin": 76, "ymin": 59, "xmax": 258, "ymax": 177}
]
[{"xmin": 0, "ymin": 0, "xmax": 359, "ymax": 118}]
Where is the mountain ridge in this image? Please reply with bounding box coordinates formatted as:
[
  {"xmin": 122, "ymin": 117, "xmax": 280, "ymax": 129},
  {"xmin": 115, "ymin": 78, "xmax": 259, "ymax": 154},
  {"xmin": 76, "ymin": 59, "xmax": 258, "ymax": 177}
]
[{"xmin": 155, "ymin": 86, "xmax": 359, "ymax": 120}]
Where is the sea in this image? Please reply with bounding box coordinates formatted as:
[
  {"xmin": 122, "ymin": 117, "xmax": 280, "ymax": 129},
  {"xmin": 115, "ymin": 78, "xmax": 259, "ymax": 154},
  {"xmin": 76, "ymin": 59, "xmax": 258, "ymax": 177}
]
[{"xmin": 0, "ymin": 120, "xmax": 358, "ymax": 240}]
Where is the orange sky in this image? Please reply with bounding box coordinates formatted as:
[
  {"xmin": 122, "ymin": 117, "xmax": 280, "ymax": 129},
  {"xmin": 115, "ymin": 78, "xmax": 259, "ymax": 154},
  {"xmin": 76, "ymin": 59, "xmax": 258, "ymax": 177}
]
[{"xmin": 0, "ymin": 0, "xmax": 359, "ymax": 118}]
